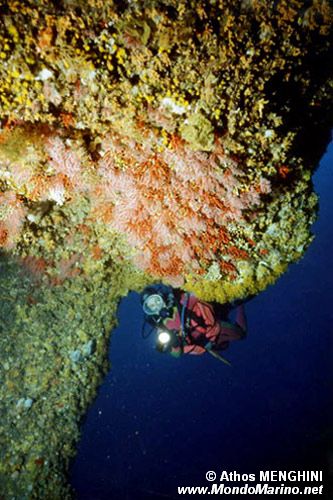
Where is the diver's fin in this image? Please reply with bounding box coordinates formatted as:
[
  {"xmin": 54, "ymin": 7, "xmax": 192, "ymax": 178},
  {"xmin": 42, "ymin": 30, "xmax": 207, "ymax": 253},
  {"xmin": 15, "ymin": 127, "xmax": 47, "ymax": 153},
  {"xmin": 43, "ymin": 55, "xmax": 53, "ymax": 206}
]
[{"xmin": 205, "ymin": 348, "xmax": 232, "ymax": 366}]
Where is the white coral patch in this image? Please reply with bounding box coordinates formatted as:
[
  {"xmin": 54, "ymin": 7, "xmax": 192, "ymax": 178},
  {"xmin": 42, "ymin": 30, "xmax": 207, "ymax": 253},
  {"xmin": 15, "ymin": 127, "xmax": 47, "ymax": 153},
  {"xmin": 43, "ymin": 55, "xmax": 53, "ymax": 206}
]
[
  {"xmin": 161, "ymin": 97, "xmax": 187, "ymax": 115},
  {"xmin": 36, "ymin": 68, "xmax": 54, "ymax": 81},
  {"xmin": 48, "ymin": 185, "xmax": 66, "ymax": 205},
  {"xmin": 205, "ymin": 262, "xmax": 222, "ymax": 281}
]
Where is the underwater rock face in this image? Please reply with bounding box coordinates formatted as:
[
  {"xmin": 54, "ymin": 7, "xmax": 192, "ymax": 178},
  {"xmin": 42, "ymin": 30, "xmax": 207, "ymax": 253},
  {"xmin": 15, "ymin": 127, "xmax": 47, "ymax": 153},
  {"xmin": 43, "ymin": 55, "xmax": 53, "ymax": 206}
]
[
  {"xmin": 0, "ymin": 0, "xmax": 332, "ymax": 497},
  {"xmin": 0, "ymin": 0, "xmax": 332, "ymax": 300}
]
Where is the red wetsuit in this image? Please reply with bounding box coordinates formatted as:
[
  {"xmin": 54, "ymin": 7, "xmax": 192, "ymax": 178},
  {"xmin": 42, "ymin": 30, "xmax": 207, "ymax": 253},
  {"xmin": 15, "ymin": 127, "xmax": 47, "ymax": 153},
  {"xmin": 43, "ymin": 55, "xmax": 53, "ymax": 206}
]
[{"xmin": 164, "ymin": 293, "xmax": 246, "ymax": 355}]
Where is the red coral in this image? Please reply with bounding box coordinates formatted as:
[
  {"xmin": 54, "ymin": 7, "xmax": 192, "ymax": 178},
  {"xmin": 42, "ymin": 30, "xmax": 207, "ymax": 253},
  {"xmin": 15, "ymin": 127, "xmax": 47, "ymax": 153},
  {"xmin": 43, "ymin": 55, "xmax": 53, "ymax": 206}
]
[
  {"xmin": 278, "ymin": 165, "xmax": 290, "ymax": 178},
  {"xmin": 0, "ymin": 192, "xmax": 27, "ymax": 249},
  {"xmin": 227, "ymin": 246, "xmax": 249, "ymax": 260},
  {"xmin": 0, "ymin": 125, "xmax": 269, "ymax": 284},
  {"xmin": 60, "ymin": 112, "xmax": 74, "ymax": 129},
  {"xmin": 21, "ymin": 256, "xmax": 48, "ymax": 279},
  {"xmin": 89, "ymin": 133, "xmax": 264, "ymax": 282},
  {"xmin": 0, "ymin": 226, "xmax": 9, "ymax": 246},
  {"xmin": 91, "ymin": 245, "xmax": 103, "ymax": 260}
]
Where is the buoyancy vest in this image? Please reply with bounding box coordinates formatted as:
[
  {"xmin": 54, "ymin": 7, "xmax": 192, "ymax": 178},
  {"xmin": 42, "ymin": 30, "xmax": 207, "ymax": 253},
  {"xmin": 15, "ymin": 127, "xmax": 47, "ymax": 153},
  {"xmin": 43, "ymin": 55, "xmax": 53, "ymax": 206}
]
[{"xmin": 164, "ymin": 293, "xmax": 222, "ymax": 355}]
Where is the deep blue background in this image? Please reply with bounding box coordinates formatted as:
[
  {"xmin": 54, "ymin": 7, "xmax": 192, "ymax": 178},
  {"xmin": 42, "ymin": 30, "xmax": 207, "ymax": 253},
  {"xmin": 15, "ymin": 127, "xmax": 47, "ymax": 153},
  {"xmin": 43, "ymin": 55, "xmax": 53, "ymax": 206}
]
[{"xmin": 70, "ymin": 140, "xmax": 333, "ymax": 500}]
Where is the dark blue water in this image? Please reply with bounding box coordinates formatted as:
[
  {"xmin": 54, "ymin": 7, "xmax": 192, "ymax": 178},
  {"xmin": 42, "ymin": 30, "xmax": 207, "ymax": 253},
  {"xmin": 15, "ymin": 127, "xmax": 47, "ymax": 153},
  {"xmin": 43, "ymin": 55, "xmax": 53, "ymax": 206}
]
[{"xmin": 70, "ymin": 141, "xmax": 333, "ymax": 500}]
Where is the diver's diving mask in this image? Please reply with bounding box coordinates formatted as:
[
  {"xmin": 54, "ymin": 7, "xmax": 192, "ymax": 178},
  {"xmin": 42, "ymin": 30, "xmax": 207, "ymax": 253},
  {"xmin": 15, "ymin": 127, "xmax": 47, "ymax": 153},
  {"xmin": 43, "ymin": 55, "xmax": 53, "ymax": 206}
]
[{"xmin": 142, "ymin": 294, "xmax": 166, "ymax": 315}]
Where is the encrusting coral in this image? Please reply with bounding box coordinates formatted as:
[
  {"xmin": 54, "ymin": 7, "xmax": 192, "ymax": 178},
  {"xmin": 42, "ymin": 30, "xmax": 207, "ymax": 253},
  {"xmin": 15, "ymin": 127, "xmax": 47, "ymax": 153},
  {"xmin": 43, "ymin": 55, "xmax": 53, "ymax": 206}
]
[
  {"xmin": 0, "ymin": 0, "xmax": 332, "ymax": 497},
  {"xmin": 0, "ymin": 0, "xmax": 332, "ymax": 297}
]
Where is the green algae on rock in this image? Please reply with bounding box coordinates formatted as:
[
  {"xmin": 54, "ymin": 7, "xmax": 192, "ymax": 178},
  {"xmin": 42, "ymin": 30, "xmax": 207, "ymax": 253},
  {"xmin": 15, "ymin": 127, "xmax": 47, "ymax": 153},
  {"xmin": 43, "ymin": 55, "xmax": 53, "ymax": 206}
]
[
  {"xmin": 0, "ymin": 253, "xmax": 149, "ymax": 499},
  {"xmin": 0, "ymin": 0, "xmax": 333, "ymax": 497}
]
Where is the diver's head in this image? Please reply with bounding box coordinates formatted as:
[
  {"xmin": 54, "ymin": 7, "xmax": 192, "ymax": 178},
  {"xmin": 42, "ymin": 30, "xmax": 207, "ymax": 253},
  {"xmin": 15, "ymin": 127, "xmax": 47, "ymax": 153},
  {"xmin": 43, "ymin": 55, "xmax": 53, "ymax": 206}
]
[
  {"xmin": 142, "ymin": 293, "xmax": 166, "ymax": 316},
  {"xmin": 141, "ymin": 285, "xmax": 175, "ymax": 319}
]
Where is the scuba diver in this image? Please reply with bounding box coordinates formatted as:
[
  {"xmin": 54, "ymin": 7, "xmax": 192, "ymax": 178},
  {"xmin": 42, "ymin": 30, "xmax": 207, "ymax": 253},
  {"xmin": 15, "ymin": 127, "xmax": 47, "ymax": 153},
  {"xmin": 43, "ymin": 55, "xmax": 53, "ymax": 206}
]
[{"xmin": 141, "ymin": 284, "xmax": 247, "ymax": 365}]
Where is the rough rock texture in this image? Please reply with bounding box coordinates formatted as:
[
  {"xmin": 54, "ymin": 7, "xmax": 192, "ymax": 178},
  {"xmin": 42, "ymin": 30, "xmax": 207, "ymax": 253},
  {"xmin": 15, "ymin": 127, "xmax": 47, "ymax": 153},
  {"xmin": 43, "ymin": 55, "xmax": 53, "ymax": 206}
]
[{"xmin": 0, "ymin": 0, "xmax": 332, "ymax": 497}]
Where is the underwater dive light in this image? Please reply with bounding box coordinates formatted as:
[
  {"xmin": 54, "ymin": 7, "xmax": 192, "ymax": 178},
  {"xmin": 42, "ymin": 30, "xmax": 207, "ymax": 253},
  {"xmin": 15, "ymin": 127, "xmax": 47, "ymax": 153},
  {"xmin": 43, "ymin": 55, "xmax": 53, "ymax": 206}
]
[{"xmin": 157, "ymin": 330, "xmax": 171, "ymax": 345}]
